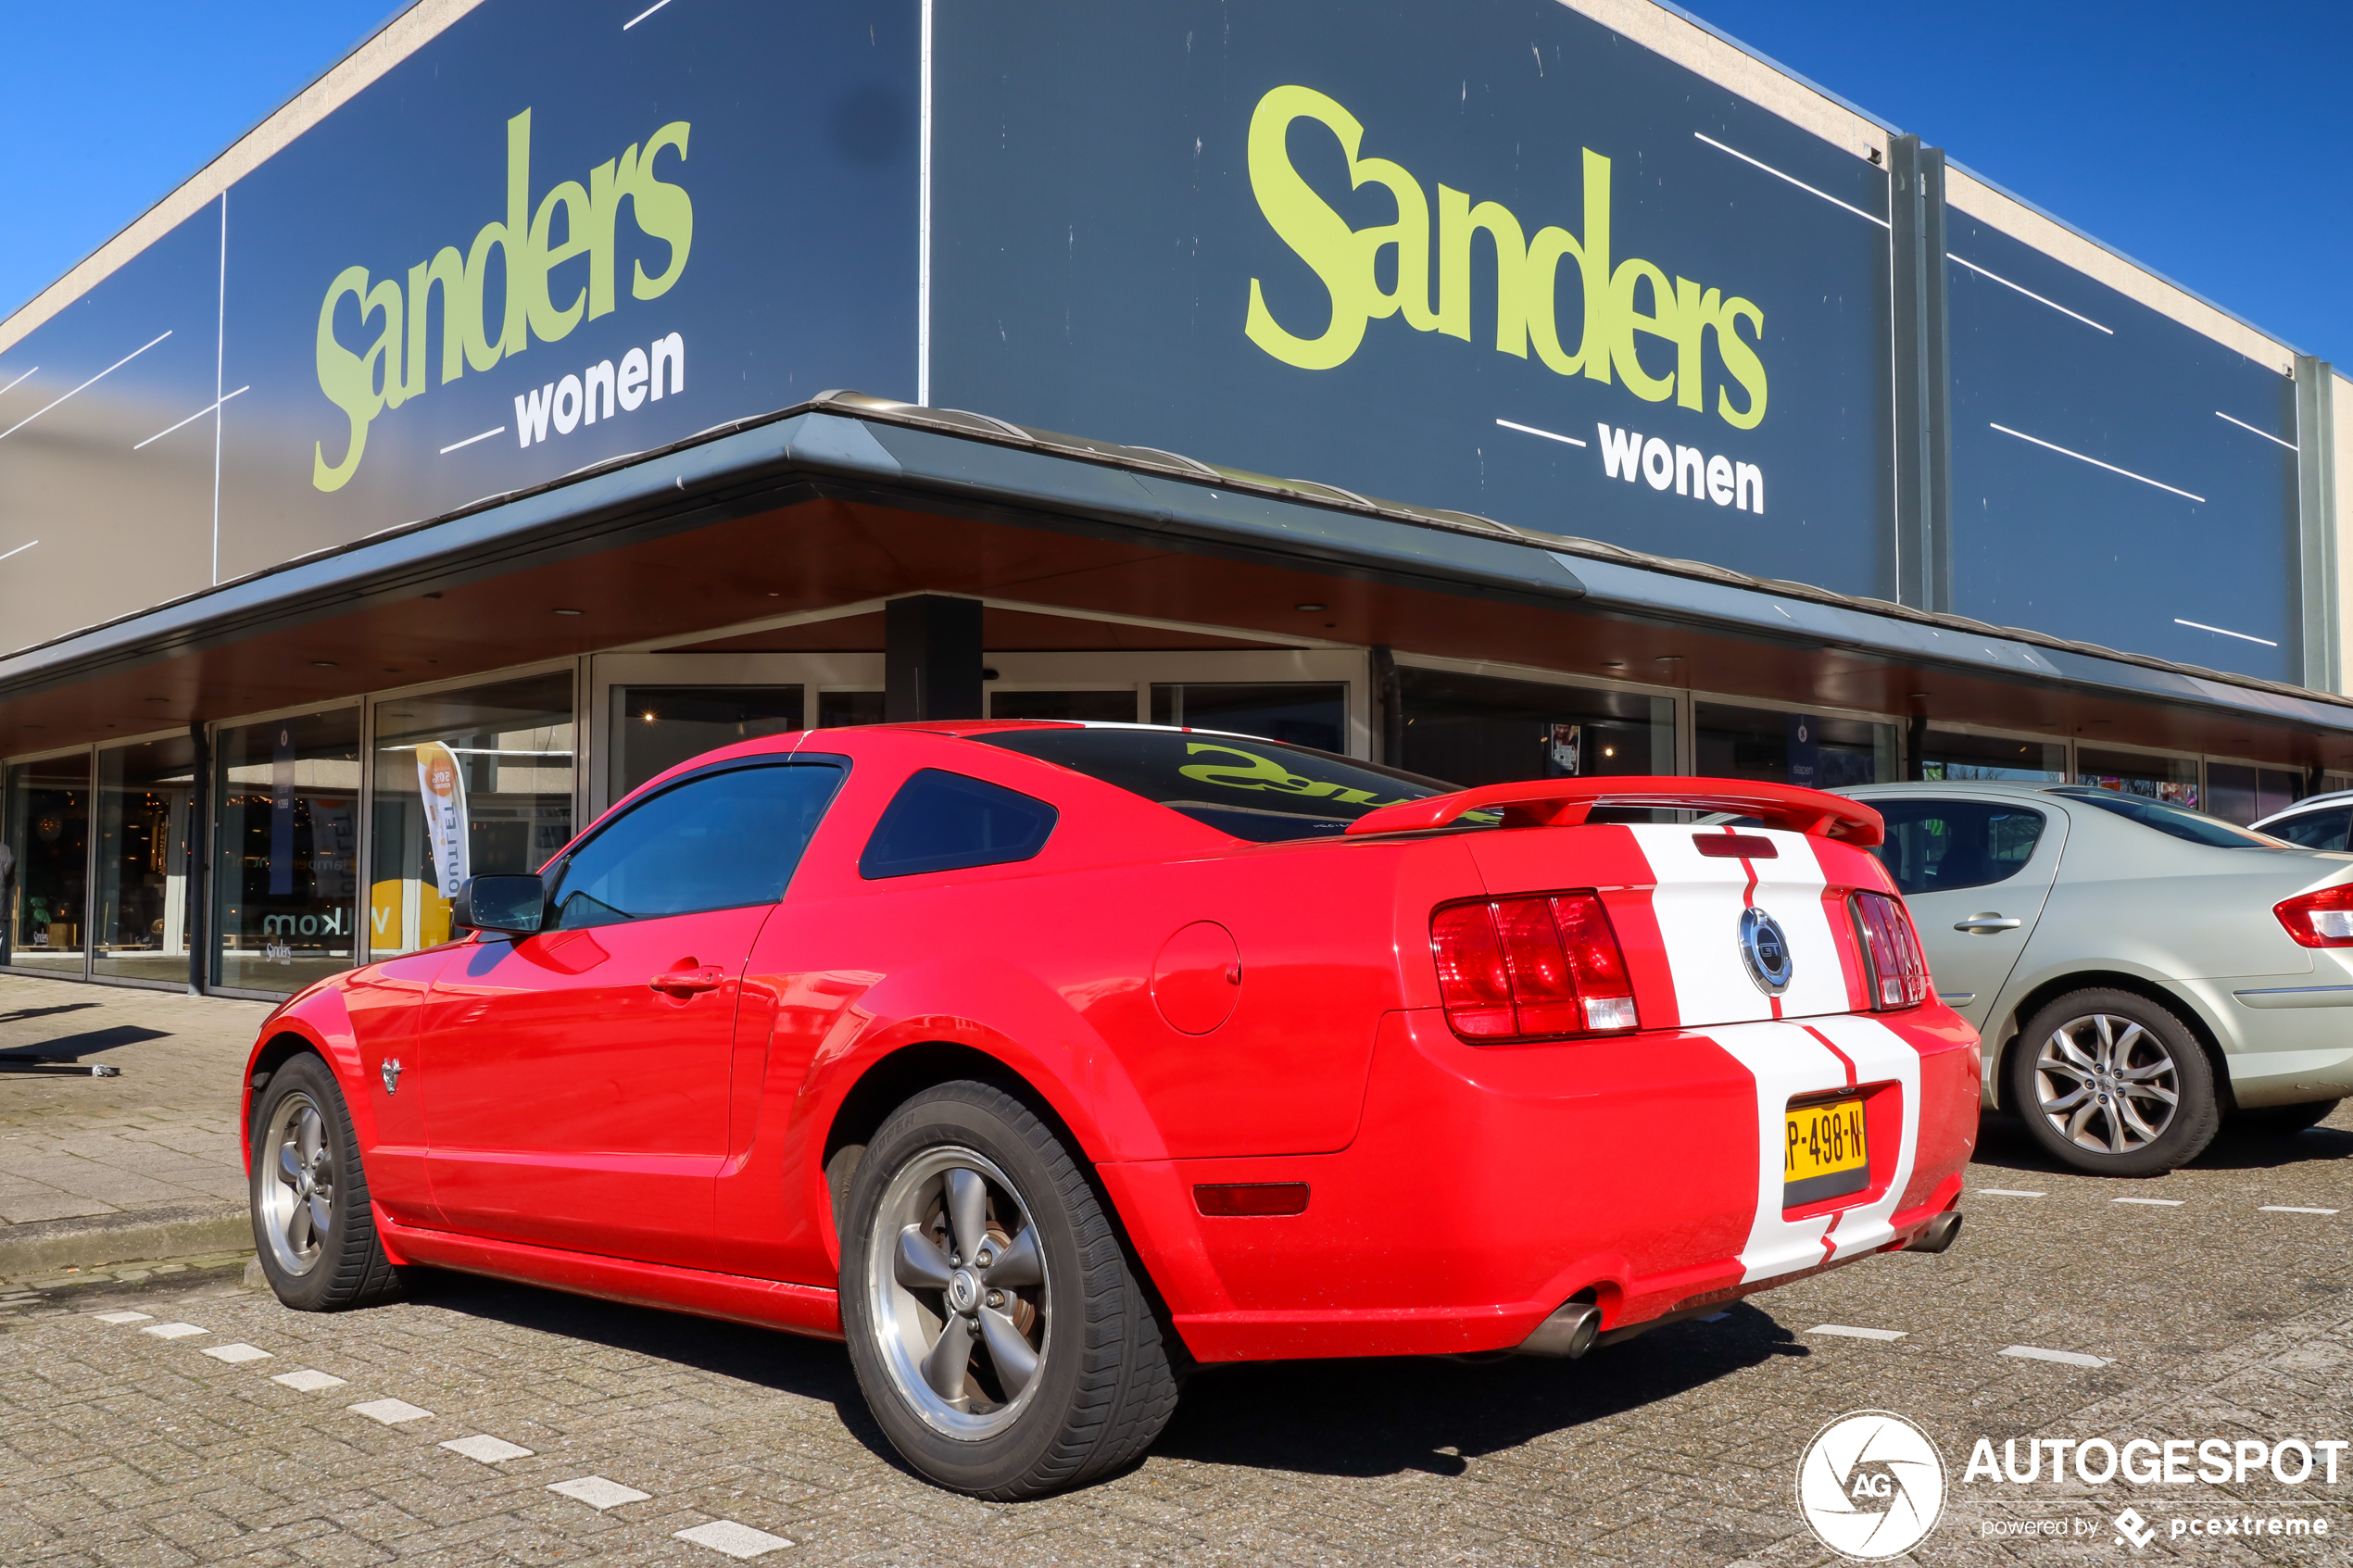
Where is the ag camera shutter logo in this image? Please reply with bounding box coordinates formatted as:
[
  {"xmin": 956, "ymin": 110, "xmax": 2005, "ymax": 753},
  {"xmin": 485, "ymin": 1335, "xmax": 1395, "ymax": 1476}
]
[{"xmin": 1796, "ymin": 1411, "xmax": 1947, "ymax": 1560}]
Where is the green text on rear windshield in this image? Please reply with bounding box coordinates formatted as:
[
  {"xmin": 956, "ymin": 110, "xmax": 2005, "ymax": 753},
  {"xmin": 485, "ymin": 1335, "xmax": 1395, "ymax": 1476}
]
[{"xmin": 972, "ymin": 727, "xmax": 1459, "ymax": 842}]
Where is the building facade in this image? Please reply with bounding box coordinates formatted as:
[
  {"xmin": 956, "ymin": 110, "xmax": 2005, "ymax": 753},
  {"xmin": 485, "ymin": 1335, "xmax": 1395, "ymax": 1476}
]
[{"xmin": 2, "ymin": 0, "xmax": 2348, "ymax": 998}]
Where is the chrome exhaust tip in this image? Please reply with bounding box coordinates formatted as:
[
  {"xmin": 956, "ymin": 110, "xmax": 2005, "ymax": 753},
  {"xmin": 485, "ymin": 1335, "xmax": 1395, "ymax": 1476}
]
[
  {"xmin": 1903, "ymin": 1210, "xmax": 1964, "ymax": 1254},
  {"xmin": 1516, "ymin": 1298, "xmax": 1603, "ymax": 1358}
]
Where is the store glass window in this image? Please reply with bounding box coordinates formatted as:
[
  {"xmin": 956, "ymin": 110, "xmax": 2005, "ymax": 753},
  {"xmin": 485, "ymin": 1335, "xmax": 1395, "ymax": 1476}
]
[
  {"xmin": 1151, "ymin": 683, "xmax": 1347, "ymax": 752},
  {"xmin": 372, "ymin": 674, "xmax": 574, "ymax": 962},
  {"xmin": 213, "ymin": 709, "xmax": 360, "ymax": 993},
  {"xmin": 2075, "ymin": 746, "xmax": 2200, "ymax": 810},
  {"xmin": 2204, "ymin": 763, "xmax": 2304, "ymax": 827},
  {"xmin": 1919, "ymin": 728, "xmax": 2067, "ymax": 783},
  {"xmin": 93, "ymin": 735, "xmax": 197, "ymax": 984},
  {"xmin": 3, "ymin": 753, "xmax": 92, "ymax": 975},
  {"xmin": 1695, "ymin": 703, "xmax": 1895, "ymax": 788},
  {"xmin": 988, "ymin": 689, "xmax": 1139, "ymax": 722},
  {"xmin": 818, "ymin": 690, "xmax": 886, "ymax": 728},
  {"xmin": 1397, "ymin": 667, "xmax": 1673, "ymax": 787},
  {"xmin": 610, "ymin": 684, "xmax": 800, "ymax": 801}
]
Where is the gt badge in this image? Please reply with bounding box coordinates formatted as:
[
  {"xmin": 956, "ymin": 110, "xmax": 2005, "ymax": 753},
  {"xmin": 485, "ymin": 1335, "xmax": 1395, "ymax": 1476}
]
[
  {"xmin": 381, "ymin": 1058, "xmax": 403, "ymax": 1095},
  {"xmin": 1740, "ymin": 907, "xmax": 1793, "ymax": 996}
]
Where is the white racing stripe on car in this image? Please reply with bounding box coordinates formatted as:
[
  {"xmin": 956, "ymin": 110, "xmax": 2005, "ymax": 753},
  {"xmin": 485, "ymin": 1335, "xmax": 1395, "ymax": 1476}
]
[
  {"xmin": 1626, "ymin": 826, "xmax": 1850, "ymax": 1026},
  {"xmin": 1804, "ymin": 1013, "xmax": 1924, "ymax": 1265},
  {"xmin": 1696, "ymin": 1020, "xmax": 1851, "ymax": 1282}
]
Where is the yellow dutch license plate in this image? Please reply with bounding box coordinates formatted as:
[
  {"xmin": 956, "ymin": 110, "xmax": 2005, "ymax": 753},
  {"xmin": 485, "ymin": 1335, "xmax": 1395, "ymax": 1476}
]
[{"xmin": 1784, "ymin": 1098, "xmax": 1869, "ymax": 1208}]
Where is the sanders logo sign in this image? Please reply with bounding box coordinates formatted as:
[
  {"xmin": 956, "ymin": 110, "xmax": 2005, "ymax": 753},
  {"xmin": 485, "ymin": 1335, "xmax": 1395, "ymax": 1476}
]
[
  {"xmin": 1243, "ymin": 85, "xmax": 1768, "ymax": 431},
  {"xmin": 311, "ymin": 108, "xmax": 695, "ymax": 491}
]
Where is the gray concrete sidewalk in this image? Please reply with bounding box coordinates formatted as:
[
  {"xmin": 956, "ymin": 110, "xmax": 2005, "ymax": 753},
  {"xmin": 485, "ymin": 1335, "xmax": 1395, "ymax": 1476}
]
[{"xmin": 0, "ymin": 974, "xmax": 271, "ymax": 1272}]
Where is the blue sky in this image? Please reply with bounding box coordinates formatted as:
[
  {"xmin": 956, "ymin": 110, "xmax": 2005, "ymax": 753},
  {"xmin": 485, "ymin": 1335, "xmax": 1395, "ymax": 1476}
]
[{"xmin": 3, "ymin": 1, "xmax": 2346, "ymax": 364}]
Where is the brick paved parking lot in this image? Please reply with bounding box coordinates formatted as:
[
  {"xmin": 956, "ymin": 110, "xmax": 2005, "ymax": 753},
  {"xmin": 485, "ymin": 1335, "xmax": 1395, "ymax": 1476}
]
[{"xmin": 4, "ymin": 981, "xmax": 2351, "ymax": 1564}]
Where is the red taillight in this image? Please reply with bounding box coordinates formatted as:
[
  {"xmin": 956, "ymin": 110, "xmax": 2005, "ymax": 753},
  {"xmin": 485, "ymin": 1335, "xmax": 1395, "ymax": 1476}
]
[
  {"xmin": 1851, "ymin": 891, "xmax": 1930, "ymax": 1010},
  {"xmin": 1430, "ymin": 892, "xmax": 1639, "ymax": 1041},
  {"xmin": 2275, "ymin": 883, "xmax": 2353, "ymax": 947}
]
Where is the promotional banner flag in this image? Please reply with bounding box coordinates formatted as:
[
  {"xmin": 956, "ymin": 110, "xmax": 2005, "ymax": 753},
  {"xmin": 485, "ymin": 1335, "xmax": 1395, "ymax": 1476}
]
[{"xmin": 415, "ymin": 743, "xmax": 470, "ymax": 898}]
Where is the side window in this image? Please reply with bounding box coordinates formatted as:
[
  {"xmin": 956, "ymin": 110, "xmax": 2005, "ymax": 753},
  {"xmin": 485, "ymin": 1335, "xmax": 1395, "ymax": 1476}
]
[
  {"xmin": 1872, "ymin": 801, "xmax": 2048, "ymax": 897},
  {"xmin": 2271, "ymin": 809, "xmax": 2351, "ymax": 852},
  {"xmin": 860, "ymin": 770, "xmax": 1058, "ymax": 880},
  {"xmin": 545, "ymin": 762, "xmax": 844, "ymax": 929}
]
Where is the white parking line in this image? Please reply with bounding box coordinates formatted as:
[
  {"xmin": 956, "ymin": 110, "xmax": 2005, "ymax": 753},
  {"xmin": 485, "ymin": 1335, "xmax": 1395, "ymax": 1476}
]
[
  {"xmin": 141, "ymin": 1323, "xmax": 208, "ymax": 1339},
  {"xmin": 272, "ymin": 1369, "xmax": 346, "ymax": 1391},
  {"xmin": 443, "ymin": 1435, "xmax": 535, "ymax": 1463},
  {"xmin": 1807, "ymin": 1324, "xmax": 1907, "ymax": 1341},
  {"xmin": 675, "ymin": 1521, "xmax": 794, "ymax": 1559},
  {"xmin": 2259, "ymin": 1206, "xmax": 2340, "ymax": 1215},
  {"xmin": 2112, "ymin": 1198, "xmax": 2183, "ymax": 1207},
  {"xmin": 1976, "ymin": 1188, "xmax": 2045, "ymax": 1198},
  {"xmin": 93, "ymin": 1311, "xmax": 152, "ymax": 1323},
  {"xmin": 551, "ymin": 1476, "xmax": 651, "ymax": 1510},
  {"xmin": 348, "ymin": 1399, "xmax": 434, "ymax": 1425},
  {"xmin": 2001, "ymin": 1345, "xmax": 2112, "ymax": 1369},
  {"xmin": 201, "ymin": 1344, "xmax": 272, "ymax": 1363}
]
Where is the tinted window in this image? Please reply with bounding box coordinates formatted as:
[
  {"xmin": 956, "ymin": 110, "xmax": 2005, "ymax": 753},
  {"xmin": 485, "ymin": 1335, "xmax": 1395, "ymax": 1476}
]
[
  {"xmin": 2269, "ymin": 808, "xmax": 2351, "ymax": 852},
  {"xmin": 546, "ymin": 762, "xmax": 843, "ymax": 929},
  {"xmin": 861, "ymin": 770, "xmax": 1058, "ymax": 879},
  {"xmin": 972, "ymin": 726, "xmax": 1456, "ymax": 842},
  {"xmin": 1872, "ymin": 801, "xmax": 2047, "ymax": 896},
  {"xmin": 2052, "ymin": 788, "xmax": 2276, "ymax": 848}
]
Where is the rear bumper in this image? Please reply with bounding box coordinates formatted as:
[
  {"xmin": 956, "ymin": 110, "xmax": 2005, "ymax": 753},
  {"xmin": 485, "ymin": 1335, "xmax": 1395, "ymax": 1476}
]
[{"xmin": 1105, "ymin": 1006, "xmax": 1980, "ymax": 1362}]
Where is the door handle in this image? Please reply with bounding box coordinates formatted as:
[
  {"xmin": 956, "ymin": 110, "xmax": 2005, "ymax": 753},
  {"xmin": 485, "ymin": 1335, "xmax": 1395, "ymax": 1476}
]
[
  {"xmin": 650, "ymin": 966, "xmax": 725, "ymax": 996},
  {"xmin": 1954, "ymin": 914, "xmax": 2022, "ymax": 934}
]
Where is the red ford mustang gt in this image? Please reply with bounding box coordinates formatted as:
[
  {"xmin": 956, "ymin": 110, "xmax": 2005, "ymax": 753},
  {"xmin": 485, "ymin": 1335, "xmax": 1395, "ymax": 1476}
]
[{"xmin": 243, "ymin": 721, "xmax": 1976, "ymax": 1498}]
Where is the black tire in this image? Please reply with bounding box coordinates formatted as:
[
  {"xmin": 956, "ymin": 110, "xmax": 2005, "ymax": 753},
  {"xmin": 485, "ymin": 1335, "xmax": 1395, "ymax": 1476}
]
[
  {"xmin": 2007, "ymin": 989, "xmax": 2221, "ymax": 1176},
  {"xmin": 838, "ymin": 1080, "xmax": 1180, "ymax": 1499},
  {"xmin": 247, "ymin": 1054, "xmax": 404, "ymax": 1311},
  {"xmin": 2236, "ymin": 1098, "xmax": 2342, "ymax": 1135}
]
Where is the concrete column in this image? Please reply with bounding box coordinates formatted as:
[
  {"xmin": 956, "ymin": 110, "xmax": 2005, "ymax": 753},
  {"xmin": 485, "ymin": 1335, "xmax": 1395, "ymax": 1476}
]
[
  {"xmin": 884, "ymin": 596, "xmax": 985, "ymax": 721},
  {"xmin": 2296, "ymin": 357, "xmax": 2340, "ymax": 692}
]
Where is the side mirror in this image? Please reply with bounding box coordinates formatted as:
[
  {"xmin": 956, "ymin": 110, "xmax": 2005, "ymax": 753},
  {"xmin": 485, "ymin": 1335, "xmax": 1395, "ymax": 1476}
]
[{"xmin": 452, "ymin": 874, "xmax": 545, "ymax": 937}]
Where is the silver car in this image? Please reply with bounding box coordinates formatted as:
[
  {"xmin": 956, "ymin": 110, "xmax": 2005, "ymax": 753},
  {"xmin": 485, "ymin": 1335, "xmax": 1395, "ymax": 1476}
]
[
  {"xmin": 2250, "ymin": 789, "xmax": 2353, "ymax": 851},
  {"xmin": 1842, "ymin": 781, "xmax": 2353, "ymax": 1176}
]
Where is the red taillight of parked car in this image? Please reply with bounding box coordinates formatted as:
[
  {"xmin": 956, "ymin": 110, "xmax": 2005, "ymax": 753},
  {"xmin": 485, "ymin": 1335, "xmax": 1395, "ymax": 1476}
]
[
  {"xmin": 1430, "ymin": 892, "xmax": 1640, "ymax": 1042},
  {"xmin": 2273, "ymin": 883, "xmax": 2353, "ymax": 947},
  {"xmin": 1850, "ymin": 891, "xmax": 1930, "ymax": 1010}
]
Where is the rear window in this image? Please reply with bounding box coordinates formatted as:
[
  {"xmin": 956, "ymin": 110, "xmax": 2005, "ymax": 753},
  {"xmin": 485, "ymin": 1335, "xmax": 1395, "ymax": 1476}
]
[
  {"xmin": 971, "ymin": 726, "xmax": 1457, "ymax": 842},
  {"xmin": 2052, "ymin": 787, "xmax": 2281, "ymax": 848},
  {"xmin": 1872, "ymin": 801, "xmax": 2046, "ymax": 897},
  {"xmin": 861, "ymin": 770, "xmax": 1059, "ymax": 878}
]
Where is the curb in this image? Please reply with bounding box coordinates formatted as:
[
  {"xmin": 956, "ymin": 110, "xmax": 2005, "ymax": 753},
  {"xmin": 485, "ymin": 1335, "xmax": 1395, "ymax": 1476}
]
[{"xmin": 0, "ymin": 1202, "xmax": 251, "ymax": 1274}]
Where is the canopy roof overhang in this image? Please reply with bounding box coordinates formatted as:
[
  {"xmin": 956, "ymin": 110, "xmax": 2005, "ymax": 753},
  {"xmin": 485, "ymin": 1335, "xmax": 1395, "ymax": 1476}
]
[{"xmin": 4, "ymin": 393, "xmax": 2349, "ymax": 767}]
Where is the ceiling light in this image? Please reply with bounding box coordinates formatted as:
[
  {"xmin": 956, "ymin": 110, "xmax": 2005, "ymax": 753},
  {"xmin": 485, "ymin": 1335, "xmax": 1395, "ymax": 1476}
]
[
  {"xmin": 1294, "ymin": 603, "xmax": 1326, "ymax": 611},
  {"xmin": 311, "ymin": 660, "xmax": 337, "ymax": 669},
  {"xmin": 553, "ymin": 608, "xmax": 585, "ymax": 616}
]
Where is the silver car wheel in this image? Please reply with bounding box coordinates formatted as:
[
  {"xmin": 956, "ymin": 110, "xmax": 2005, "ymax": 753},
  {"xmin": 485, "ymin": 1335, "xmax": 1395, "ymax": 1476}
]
[
  {"xmin": 2032, "ymin": 1012, "xmax": 2181, "ymax": 1154},
  {"xmin": 258, "ymin": 1092, "xmax": 334, "ymax": 1276},
  {"xmin": 863, "ymin": 1145, "xmax": 1051, "ymax": 1440}
]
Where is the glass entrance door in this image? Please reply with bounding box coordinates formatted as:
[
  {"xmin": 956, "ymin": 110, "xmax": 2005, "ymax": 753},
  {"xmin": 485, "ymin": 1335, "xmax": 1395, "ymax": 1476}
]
[
  {"xmin": 94, "ymin": 734, "xmax": 197, "ymax": 985},
  {"xmin": 4, "ymin": 752, "xmax": 92, "ymax": 975}
]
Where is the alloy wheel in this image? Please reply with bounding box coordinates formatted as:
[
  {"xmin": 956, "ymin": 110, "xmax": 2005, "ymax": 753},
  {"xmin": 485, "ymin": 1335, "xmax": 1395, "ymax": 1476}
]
[
  {"xmin": 864, "ymin": 1146, "xmax": 1050, "ymax": 1439},
  {"xmin": 2032, "ymin": 1012, "xmax": 2181, "ymax": 1155},
  {"xmin": 259, "ymin": 1092, "xmax": 334, "ymax": 1276}
]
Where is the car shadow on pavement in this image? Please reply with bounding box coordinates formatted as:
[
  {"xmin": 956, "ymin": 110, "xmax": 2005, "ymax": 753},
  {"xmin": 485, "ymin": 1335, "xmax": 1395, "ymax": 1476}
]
[
  {"xmin": 1153, "ymin": 1302, "xmax": 1807, "ymax": 1479},
  {"xmin": 1970, "ymin": 1110, "xmax": 2353, "ymax": 1178},
  {"xmin": 396, "ymin": 1269, "xmax": 1806, "ymax": 1486},
  {"xmin": 401, "ymin": 1268, "xmax": 866, "ymax": 1405}
]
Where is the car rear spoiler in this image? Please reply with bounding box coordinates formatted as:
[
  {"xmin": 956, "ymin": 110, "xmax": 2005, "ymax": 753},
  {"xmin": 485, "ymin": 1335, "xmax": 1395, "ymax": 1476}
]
[{"xmin": 1344, "ymin": 776, "xmax": 1885, "ymax": 847}]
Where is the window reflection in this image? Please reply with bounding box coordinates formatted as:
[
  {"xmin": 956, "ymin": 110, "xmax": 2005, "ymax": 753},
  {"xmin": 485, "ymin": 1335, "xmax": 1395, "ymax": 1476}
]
[
  {"xmin": 371, "ymin": 673, "xmax": 574, "ymax": 961},
  {"xmin": 212, "ymin": 710, "xmax": 361, "ymax": 993}
]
